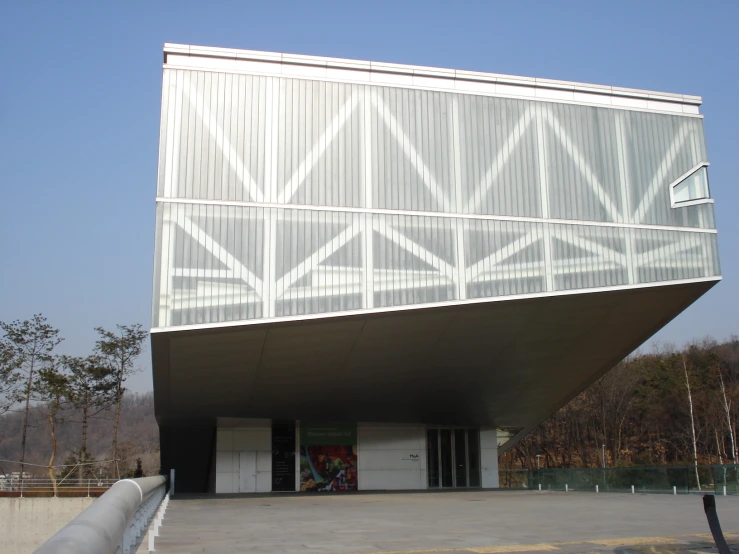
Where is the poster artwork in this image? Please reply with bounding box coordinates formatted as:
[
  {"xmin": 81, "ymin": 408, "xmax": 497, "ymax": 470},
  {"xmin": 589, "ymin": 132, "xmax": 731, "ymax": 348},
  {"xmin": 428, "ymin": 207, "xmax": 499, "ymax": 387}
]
[{"xmin": 299, "ymin": 424, "xmax": 358, "ymax": 492}]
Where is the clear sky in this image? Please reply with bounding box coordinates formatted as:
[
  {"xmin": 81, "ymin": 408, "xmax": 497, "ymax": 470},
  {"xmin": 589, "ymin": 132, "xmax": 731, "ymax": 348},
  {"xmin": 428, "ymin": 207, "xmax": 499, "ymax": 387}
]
[{"xmin": 1, "ymin": 1, "xmax": 737, "ymax": 393}]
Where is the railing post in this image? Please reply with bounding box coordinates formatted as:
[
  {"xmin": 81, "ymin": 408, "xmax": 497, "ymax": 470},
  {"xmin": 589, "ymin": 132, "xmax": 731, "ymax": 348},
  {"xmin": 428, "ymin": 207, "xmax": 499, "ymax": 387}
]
[{"xmin": 170, "ymin": 468, "xmax": 175, "ymax": 497}]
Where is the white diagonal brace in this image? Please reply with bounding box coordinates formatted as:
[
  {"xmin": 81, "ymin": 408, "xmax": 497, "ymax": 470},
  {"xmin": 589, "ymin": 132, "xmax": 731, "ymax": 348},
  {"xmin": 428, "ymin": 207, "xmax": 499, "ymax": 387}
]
[
  {"xmin": 371, "ymin": 93, "xmax": 452, "ymax": 209},
  {"xmin": 275, "ymin": 222, "xmax": 363, "ymax": 298},
  {"xmin": 552, "ymin": 260, "xmax": 623, "ymax": 274},
  {"xmin": 636, "ymin": 239, "xmax": 701, "ymax": 266},
  {"xmin": 278, "ymin": 91, "xmax": 360, "ymax": 204},
  {"xmin": 174, "ymin": 213, "xmax": 263, "ymax": 293},
  {"xmin": 184, "ymin": 83, "xmax": 265, "ymax": 203},
  {"xmin": 550, "ymin": 228, "xmax": 627, "ymax": 267},
  {"xmin": 633, "ymin": 125, "xmax": 690, "ymax": 223},
  {"xmin": 465, "ymin": 107, "xmax": 534, "ymax": 214},
  {"xmin": 372, "ymin": 220, "xmax": 455, "ymax": 280},
  {"xmin": 540, "ymin": 109, "xmax": 621, "ymax": 222},
  {"xmin": 173, "ymin": 289, "xmax": 260, "ymax": 310},
  {"xmin": 466, "ymin": 230, "xmax": 542, "ymax": 281},
  {"xmin": 645, "ymin": 260, "xmax": 708, "ymax": 270}
]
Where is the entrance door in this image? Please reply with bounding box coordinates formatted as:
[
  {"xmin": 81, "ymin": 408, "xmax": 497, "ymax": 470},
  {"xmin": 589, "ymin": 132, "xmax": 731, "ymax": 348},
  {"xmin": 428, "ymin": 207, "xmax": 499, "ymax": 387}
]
[
  {"xmin": 427, "ymin": 428, "xmax": 480, "ymax": 488},
  {"xmin": 454, "ymin": 429, "xmax": 468, "ymax": 487},
  {"xmin": 239, "ymin": 452, "xmax": 256, "ymax": 493}
]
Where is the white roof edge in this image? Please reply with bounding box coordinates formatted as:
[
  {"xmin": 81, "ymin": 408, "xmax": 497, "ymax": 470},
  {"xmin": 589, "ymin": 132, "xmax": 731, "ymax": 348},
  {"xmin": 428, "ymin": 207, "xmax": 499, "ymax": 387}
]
[{"xmin": 162, "ymin": 43, "xmax": 703, "ymax": 108}]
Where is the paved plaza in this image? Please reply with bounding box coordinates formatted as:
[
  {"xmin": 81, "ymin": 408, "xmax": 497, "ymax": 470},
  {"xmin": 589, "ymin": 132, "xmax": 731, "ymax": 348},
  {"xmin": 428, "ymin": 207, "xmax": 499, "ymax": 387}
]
[{"xmin": 148, "ymin": 490, "xmax": 739, "ymax": 554}]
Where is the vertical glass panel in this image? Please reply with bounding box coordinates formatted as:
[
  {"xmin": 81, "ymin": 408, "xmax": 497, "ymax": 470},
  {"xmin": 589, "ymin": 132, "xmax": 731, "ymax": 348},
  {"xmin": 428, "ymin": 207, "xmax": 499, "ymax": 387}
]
[
  {"xmin": 467, "ymin": 430, "xmax": 481, "ymax": 487},
  {"xmin": 271, "ymin": 421, "xmax": 296, "ymax": 491},
  {"xmin": 440, "ymin": 429, "xmax": 453, "ymax": 488},
  {"xmin": 673, "ymin": 167, "xmax": 709, "ymax": 204},
  {"xmin": 454, "ymin": 429, "xmax": 468, "ymax": 487},
  {"xmin": 427, "ymin": 429, "xmax": 439, "ymax": 488}
]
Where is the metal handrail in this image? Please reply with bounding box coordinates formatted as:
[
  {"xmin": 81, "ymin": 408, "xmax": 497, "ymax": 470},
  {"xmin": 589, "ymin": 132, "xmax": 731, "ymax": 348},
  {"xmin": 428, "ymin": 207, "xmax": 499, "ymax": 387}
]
[
  {"xmin": 34, "ymin": 475, "xmax": 167, "ymax": 554},
  {"xmin": 1, "ymin": 478, "xmax": 119, "ymax": 490}
]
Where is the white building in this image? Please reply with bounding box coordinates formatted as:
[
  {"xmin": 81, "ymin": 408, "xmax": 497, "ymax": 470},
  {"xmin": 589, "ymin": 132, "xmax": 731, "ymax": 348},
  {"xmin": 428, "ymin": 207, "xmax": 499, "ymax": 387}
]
[{"xmin": 151, "ymin": 43, "xmax": 720, "ymax": 493}]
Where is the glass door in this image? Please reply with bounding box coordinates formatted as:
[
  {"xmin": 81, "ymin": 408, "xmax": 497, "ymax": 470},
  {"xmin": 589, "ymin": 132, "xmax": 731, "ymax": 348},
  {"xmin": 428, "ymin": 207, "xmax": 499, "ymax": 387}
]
[
  {"xmin": 454, "ymin": 429, "xmax": 468, "ymax": 487},
  {"xmin": 427, "ymin": 428, "xmax": 481, "ymax": 488},
  {"xmin": 440, "ymin": 429, "xmax": 454, "ymax": 488}
]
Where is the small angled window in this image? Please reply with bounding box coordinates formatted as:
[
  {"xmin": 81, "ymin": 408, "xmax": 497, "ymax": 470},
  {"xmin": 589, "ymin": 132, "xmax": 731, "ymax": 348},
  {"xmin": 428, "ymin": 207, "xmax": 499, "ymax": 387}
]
[{"xmin": 670, "ymin": 164, "xmax": 711, "ymax": 207}]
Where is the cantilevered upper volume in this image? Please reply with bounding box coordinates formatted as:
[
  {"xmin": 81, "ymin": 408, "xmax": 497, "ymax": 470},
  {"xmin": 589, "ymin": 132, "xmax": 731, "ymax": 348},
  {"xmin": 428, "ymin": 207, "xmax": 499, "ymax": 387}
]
[
  {"xmin": 151, "ymin": 44, "xmax": 719, "ymax": 493},
  {"xmin": 153, "ymin": 43, "xmax": 717, "ymax": 331}
]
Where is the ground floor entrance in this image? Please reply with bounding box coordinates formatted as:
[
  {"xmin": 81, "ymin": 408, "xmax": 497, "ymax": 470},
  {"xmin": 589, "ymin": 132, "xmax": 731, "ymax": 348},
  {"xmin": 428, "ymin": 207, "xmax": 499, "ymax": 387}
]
[
  {"xmin": 214, "ymin": 421, "xmax": 496, "ymax": 493},
  {"xmin": 427, "ymin": 428, "xmax": 481, "ymax": 488}
]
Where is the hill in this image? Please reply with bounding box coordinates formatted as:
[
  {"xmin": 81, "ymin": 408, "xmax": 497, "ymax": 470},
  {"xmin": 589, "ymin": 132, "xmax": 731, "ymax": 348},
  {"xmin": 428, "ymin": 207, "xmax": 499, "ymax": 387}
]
[
  {"xmin": 501, "ymin": 337, "xmax": 739, "ymax": 469},
  {"xmin": 0, "ymin": 392, "xmax": 159, "ymax": 477}
]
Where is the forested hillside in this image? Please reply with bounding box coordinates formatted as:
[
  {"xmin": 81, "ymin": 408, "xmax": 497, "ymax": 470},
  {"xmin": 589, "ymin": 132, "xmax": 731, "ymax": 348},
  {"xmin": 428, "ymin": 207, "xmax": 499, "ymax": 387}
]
[
  {"xmin": 500, "ymin": 337, "xmax": 739, "ymax": 470},
  {"xmin": 0, "ymin": 392, "xmax": 159, "ymax": 477}
]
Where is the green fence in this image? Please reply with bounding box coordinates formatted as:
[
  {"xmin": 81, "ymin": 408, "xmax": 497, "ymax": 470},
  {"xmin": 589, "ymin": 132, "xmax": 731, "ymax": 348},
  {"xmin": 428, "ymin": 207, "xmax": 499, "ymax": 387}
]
[{"xmin": 499, "ymin": 464, "xmax": 739, "ymax": 494}]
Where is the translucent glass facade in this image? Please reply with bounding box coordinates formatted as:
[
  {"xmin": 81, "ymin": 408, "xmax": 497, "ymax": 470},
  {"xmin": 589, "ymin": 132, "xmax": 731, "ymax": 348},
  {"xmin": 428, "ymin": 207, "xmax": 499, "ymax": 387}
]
[{"xmin": 153, "ymin": 66, "xmax": 720, "ymax": 329}]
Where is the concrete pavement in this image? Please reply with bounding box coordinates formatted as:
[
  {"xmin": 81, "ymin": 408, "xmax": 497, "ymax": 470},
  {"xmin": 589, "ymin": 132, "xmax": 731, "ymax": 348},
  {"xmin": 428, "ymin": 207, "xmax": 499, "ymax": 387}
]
[{"xmin": 149, "ymin": 490, "xmax": 739, "ymax": 554}]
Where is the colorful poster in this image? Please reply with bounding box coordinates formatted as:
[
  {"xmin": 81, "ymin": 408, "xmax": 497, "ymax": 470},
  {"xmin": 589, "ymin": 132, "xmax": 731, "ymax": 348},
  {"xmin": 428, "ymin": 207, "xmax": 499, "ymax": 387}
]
[{"xmin": 299, "ymin": 424, "xmax": 357, "ymax": 492}]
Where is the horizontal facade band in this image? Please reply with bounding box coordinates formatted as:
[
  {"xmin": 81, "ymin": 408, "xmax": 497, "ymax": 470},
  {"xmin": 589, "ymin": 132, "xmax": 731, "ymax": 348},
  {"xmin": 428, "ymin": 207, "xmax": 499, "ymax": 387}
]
[
  {"xmin": 155, "ymin": 197, "xmax": 719, "ymax": 234},
  {"xmin": 163, "ymin": 44, "xmax": 702, "ymax": 117},
  {"xmin": 151, "ymin": 275, "xmax": 722, "ymax": 334},
  {"xmin": 163, "ymin": 61, "xmax": 702, "ymax": 118}
]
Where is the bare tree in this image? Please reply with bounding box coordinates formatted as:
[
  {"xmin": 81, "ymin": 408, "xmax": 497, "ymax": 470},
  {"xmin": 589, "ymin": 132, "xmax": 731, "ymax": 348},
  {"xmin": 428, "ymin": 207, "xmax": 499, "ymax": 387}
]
[
  {"xmin": 718, "ymin": 368, "xmax": 737, "ymax": 463},
  {"xmin": 683, "ymin": 356, "xmax": 701, "ymax": 491},
  {"xmin": 0, "ymin": 315, "xmax": 62, "ymax": 478},
  {"xmin": 715, "ymin": 428, "xmax": 724, "ymax": 464},
  {"xmin": 94, "ymin": 324, "xmax": 147, "ymax": 478}
]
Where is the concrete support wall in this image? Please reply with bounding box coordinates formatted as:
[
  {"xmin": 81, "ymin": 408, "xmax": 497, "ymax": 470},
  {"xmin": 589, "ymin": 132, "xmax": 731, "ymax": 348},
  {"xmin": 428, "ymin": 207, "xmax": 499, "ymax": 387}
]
[
  {"xmin": 0, "ymin": 497, "xmax": 94, "ymax": 554},
  {"xmin": 357, "ymin": 423, "xmax": 427, "ymax": 490},
  {"xmin": 216, "ymin": 419, "xmax": 271, "ymax": 493},
  {"xmin": 480, "ymin": 428, "xmax": 499, "ymax": 488}
]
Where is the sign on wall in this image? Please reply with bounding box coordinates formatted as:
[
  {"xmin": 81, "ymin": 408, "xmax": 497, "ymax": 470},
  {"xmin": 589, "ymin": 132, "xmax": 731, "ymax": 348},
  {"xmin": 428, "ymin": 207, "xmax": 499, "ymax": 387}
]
[{"xmin": 299, "ymin": 423, "xmax": 357, "ymax": 492}]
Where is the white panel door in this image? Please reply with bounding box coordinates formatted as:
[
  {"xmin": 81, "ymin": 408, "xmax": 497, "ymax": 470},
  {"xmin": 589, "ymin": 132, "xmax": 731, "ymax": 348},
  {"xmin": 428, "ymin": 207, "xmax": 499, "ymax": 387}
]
[{"xmin": 239, "ymin": 452, "xmax": 257, "ymax": 493}]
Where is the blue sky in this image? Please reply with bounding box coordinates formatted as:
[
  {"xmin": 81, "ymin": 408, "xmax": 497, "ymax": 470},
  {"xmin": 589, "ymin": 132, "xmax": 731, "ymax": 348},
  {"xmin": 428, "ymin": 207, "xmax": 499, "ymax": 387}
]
[{"xmin": 1, "ymin": 1, "xmax": 737, "ymax": 392}]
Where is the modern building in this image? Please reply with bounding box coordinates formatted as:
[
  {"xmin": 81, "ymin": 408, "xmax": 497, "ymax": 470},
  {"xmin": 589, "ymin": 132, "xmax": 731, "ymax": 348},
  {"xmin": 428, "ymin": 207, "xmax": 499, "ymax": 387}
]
[{"xmin": 151, "ymin": 44, "xmax": 720, "ymax": 493}]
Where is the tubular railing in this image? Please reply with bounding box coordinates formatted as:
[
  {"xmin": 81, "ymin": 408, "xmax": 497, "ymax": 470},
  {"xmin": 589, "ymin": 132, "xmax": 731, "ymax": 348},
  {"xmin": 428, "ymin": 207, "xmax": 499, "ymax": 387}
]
[
  {"xmin": 499, "ymin": 464, "xmax": 739, "ymax": 494},
  {"xmin": 0, "ymin": 478, "xmax": 119, "ymax": 497},
  {"xmin": 33, "ymin": 475, "xmax": 167, "ymax": 554}
]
